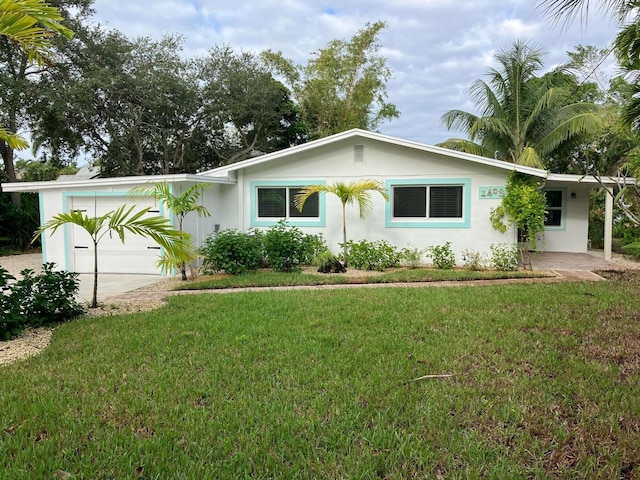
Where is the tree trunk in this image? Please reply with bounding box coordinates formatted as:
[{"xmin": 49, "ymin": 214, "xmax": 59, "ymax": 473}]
[
  {"xmin": 91, "ymin": 241, "xmax": 99, "ymax": 308},
  {"xmin": 342, "ymin": 204, "xmax": 348, "ymax": 267},
  {"xmin": 0, "ymin": 139, "xmax": 21, "ymax": 207}
]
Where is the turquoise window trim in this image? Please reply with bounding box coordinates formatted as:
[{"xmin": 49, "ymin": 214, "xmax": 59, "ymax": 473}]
[
  {"xmin": 543, "ymin": 187, "xmax": 567, "ymax": 232},
  {"xmin": 250, "ymin": 180, "xmax": 326, "ymax": 227},
  {"xmin": 60, "ymin": 191, "xmax": 167, "ymax": 272},
  {"xmin": 385, "ymin": 178, "xmax": 471, "ymax": 228}
]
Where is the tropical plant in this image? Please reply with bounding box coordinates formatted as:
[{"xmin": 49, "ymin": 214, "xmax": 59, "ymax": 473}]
[
  {"xmin": 261, "ymin": 21, "xmax": 399, "ymax": 140},
  {"xmin": 33, "ymin": 205, "xmax": 190, "ymax": 308},
  {"xmin": 490, "ymin": 173, "xmax": 548, "ymax": 251},
  {"xmin": 0, "ymin": 0, "xmax": 74, "ymax": 197},
  {"xmin": 130, "ymin": 182, "xmax": 210, "ymax": 280},
  {"xmin": 294, "ymin": 179, "xmax": 389, "ymax": 267},
  {"xmin": 439, "ymin": 40, "xmax": 601, "ymax": 168}
]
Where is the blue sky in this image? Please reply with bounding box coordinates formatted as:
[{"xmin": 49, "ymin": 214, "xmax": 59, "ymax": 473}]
[{"xmin": 90, "ymin": 0, "xmax": 620, "ymax": 146}]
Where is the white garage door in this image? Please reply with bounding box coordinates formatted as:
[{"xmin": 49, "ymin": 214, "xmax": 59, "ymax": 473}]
[{"xmin": 69, "ymin": 196, "xmax": 164, "ymax": 274}]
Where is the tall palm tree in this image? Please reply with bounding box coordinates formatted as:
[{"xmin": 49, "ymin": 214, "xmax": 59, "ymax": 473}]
[
  {"xmin": 0, "ymin": 0, "xmax": 73, "ymax": 148},
  {"xmin": 440, "ymin": 40, "xmax": 601, "ymax": 168},
  {"xmin": 129, "ymin": 182, "xmax": 211, "ymax": 280},
  {"xmin": 34, "ymin": 205, "xmax": 189, "ymax": 308},
  {"xmin": 294, "ymin": 179, "xmax": 389, "ymax": 267}
]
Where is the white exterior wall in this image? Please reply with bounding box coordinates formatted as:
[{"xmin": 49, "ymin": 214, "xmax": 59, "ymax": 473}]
[
  {"xmin": 539, "ymin": 183, "xmax": 591, "ymax": 253},
  {"xmin": 234, "ymin": 138, "xmax": 517, "ymax": 262}
]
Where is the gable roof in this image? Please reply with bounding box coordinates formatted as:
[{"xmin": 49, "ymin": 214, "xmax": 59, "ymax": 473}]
[{"xmin": 198, "ymin": 128, "xmax": 550, "ymax": 180}]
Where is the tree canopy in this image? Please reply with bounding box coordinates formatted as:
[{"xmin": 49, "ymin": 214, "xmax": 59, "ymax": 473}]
[
  {"xmin": 262, "ymin": 21, "xmax": 399, "ymax": 140},
  {"xmin": 439, "ymin": 40, "xmax": 601, "ymax": 169}
]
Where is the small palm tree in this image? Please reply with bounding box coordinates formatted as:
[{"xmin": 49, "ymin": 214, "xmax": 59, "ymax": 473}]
[
  {"xmin": 34, "ymin": 205, "xmax": 189, "ymax": 308},
  {"xmin": 294, "ymin": 179, "xmax": 389, "ymax": 267},
  {"xmin": 129, "ymin": 182, "xmax": 210, "ymax": 280}
]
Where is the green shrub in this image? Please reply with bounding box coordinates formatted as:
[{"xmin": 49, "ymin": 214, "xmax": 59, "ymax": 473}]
[
  {"xmin": 263, "ymin": 221, "xmax": 326, "ymax": 272},
  {"xmin": 343, "ymin": 240, "xmax": 401, "ymax": 271},
  {"xmin": 490, "ymin": 243, "xmax": 519, "ymax": 271},
  {"xmin": 426, "ymin": 242, "xmax": 456, "ymax": 269},
  {"xmin": 0, "ymin": 193, "xmax": 40, "ymax": 253},
  {"xmin": 399, "ymin": 246, "xmax": 423, "ymax": 268},
  {"xmin": 200, "ymin": 229, "xmax": 264, "ymax": 275},
  {"xmin": 0, "ymin": 267, "xmax": 22, "ymax": 340},
  {"xmin": 462, "ymin": 250, "xmax": 489, "ymax": 271},
  {"xmin": 0, "ymin": 263, "xmax": 84, "ymax": 339}
]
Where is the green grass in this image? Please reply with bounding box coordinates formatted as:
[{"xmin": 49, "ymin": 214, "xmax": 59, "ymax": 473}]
[
  {"xmin": 175, "ymin": 267, "xmax": 549, "ymax": 290},
  {"xmin": 2, "ymin": 277, "xmax": 640, "ymax": 478}
]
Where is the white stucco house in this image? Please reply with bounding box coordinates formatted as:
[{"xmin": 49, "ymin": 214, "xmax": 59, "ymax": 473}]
[{"xmin": 2, "ymin": 129, "xmax": 617, "ymax": 275}]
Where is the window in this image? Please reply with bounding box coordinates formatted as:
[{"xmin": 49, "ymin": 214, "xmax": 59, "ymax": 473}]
[
  {"xmin": 256, "ymin": 187, "xmax": 319, "ymax": 219},
  {"xmin": 545, "ymin": 190, "xmax": 563, "ymax": 227},
  {"xmin": 392, "ymin": 185, "xmax": 463, "ymax": 219}
]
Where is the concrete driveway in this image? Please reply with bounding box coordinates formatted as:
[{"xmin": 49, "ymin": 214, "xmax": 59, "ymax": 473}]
[{"xmin": 75, "ymin": 273, "xmax": 166, "ymax": 304}]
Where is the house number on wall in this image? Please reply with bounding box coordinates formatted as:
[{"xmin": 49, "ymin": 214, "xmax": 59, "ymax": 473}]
[{"xmin": 478, "ymin": 186, "xmax": 506, "ymax": 199}]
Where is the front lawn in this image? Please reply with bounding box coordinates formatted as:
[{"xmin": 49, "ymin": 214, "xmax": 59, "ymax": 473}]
[{"xmin": 2, "ymin": 278, "xmax": 639, "ymax": 478}]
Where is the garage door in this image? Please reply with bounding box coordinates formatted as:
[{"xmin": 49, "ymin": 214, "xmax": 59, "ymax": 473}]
[{"xmin": 69, "ymin": 196, "xmax": 164, "ymax": 274}]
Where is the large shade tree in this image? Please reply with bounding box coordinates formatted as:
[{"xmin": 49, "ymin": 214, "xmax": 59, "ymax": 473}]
[
  {"xmin": 262, "ymin": 21, "xmax": 399, "ymax": 140},
  {"xmin": 439, "ymin": 40, "xmax": 601, "ymax": 168}
]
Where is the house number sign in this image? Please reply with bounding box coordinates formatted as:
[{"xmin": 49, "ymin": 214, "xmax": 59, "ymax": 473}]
[{"xmin": 478, "ymin": 186, "xmax": 506, "ymax": 199}]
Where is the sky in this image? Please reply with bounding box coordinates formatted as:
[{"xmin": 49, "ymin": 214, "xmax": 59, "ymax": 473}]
[{"xmin": 89, "ymin": 0, "xmax": 621, "ymax": 147}]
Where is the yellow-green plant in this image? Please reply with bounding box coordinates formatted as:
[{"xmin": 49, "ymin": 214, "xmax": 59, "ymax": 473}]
[
  {"xmin": 294, "ymin": 179, "xmax": 389, "ymax": 267},
  {"xmin": 34, "ymin": 205, "xmax": 189, "ymax": 308},
  {"xmin": 130, "ymin": 182, "xmax": 210, "ymax": 280}
]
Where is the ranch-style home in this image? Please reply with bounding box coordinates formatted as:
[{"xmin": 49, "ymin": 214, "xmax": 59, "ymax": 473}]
[{"xmin": 2, "ymin": 129, "xmax": 618, "ymax": 275}]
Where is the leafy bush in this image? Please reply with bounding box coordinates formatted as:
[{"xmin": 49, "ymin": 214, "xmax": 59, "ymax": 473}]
[
  {"xmin": 426, "ymin": 242, "xmax": 456, "ymax": 269},
  {"xmin": 343, "ymin": 240, "xmax": 401, "ymax": 271},
  {"xmin": 263, "ymin": 221, "xmax": 326, "ymax": 272},
  {"xmin": 0, "ymin": 193, "xmax": 40, "ymax": 253},
  {"xmin": 461, "ymin": 250, "xmax": 489, "ymax": 271},
  {"xmin": 200, "ymin": 229, "xmax": 264, "ymax": 275},
  {"xmin": 0, "ymin": 263, "xmax": 84, "ymax": 340},
  {"xmin": 490, "ymin": 243, "xmax": 519, "ymax": 271},
  {"xmin": 0, "ymin": 267, "xmax": 21, "ymax": 340},
  {"xmin": 399, "ymin": 246, "xmax": 423, "ymax": 268}
]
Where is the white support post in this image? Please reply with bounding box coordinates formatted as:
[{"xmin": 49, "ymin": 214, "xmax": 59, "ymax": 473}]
[{"xmin": 604, "ymin": 187, "xmax": 613, "ymax": 261}]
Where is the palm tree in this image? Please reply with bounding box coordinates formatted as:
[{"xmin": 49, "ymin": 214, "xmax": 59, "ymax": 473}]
[
  {"xmin": 33, "ymin": 205, "xmax": 189, "ymax": 308},
  {"xmin": 440, "ymin": 40, "xmax": 600, "ymax": 168},
  {"xmin": 0, "ymin": 0, "xmax": 73, "ymax": 148},
  {"xmin": 129, "ymin": 182, "xmax": 210, "ymax": 280},
  {"xmin": 294, "ymin": 179, "xmax": 389, "ymax": 267}
]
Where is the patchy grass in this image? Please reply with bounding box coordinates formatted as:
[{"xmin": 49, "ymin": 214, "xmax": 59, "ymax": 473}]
[
  {"xmin": 176, "ymin": 267, "xmax": 550, "ymax": 290},
  {"xmin": 1, "ymin": 277, "xmax": 639, "ymax": 478}
]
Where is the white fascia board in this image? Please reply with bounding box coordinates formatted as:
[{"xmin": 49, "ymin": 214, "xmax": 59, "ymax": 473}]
[
  {"xmin": 197, "ymin": 128, "xmax": 549, "ymax": 179},
  {"xmin": 1, "ymin": 173, "xmax": 234, "ymax": 193},
  {"xmin": 546, "ymin": 173, "xmax": 636, "ymax": 186}
]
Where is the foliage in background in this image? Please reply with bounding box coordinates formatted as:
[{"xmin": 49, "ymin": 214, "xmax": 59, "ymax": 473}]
[
  {"xmin": 263, "ymin": 221, "xmax": 326, "ymax": 272},
  {"xmin": 0, "ymin": 262, "xmax": 83, "ymax": 340},
  {"xmin": 399, "ymin": 246, "xmax": 423, "ymax": 268},
  {"xmin": 425, "ymin": 242, "xmax": 456, "ymax": 269},
  {"xmin": 0, "ymin": 192, "xmax": 40, "ymax": 252},
  {"xmin": 490, "ymin": 172, "xmax": 547, "ymax": 251},
  {"xmin": 34, "ymin": 205, "xmax": 189, "ymax": 308},
  {"xmin": 261, "ymin": 21, "xmax": 399, "ymax": 140},
  {"xmin": 490, "ymin": 243, "xmax": 519, "ymax": 271},
  {"xmin": 295, "ymin": 179, "xmax": 389, "ymax": 267},
  {"xmin": 342, "ymin": 239, "xmax": 401, "ymax": 271},
  {"xmin": 439, "ymin": 40, "xmax": 600, "ymax": 169},
  {"xmin": 0, "ymin": 0, "xmax": 78, "ymax": 206},
  {"xmin": 199, "ymin": 229, "xmax": 264, "ymax": 275}
]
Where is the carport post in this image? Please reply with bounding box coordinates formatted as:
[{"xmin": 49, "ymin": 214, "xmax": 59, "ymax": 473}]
[{"xmin": 604, "ymin": 187, "xmax": 613, "ymax": 261}]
